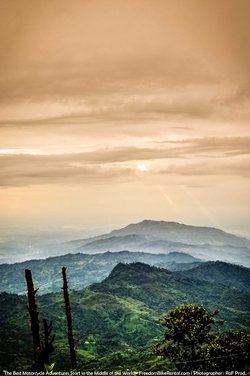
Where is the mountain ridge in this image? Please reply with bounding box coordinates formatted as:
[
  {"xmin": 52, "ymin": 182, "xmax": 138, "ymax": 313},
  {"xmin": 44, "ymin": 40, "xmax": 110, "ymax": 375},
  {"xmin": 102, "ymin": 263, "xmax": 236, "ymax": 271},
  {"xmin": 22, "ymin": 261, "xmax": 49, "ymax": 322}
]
[
  {"xmin": 181, "ymin": 260, "xmax": 250, "ymax": 291},
  {"xmin": 65, "ymin": 220, "xmax": 250, "ymax": 247},
  {"xmin": 0, "ymin": 250, "xmax": 203, "ymax": 294},
  {"xmin": 62, "ymin": 220, "xmax": 250, "ymax": 266},
  {"xmin": 1, "ymin": 260, "xmax": 250, "ymax": 371}
]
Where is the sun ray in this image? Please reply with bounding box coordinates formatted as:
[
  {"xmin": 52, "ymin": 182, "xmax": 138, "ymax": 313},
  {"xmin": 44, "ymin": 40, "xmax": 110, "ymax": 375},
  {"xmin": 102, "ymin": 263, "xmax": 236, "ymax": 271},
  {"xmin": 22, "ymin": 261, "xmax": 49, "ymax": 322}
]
[{"xmin": 180, "ymin": 185, "xmax": 221, "ymax": 228}]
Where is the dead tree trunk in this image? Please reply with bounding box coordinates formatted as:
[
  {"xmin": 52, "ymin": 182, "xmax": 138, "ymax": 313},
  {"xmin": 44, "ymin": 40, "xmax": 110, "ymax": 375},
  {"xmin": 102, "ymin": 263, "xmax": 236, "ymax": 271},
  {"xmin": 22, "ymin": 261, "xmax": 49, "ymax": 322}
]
[
  {"xmin": 62, "ymin": 266, "xmax": 77, "ymax": 369},
  {"xmin": 25, "ymin": 269, "xmax": 40, "ymax": 362},
  {"xmin": 42, "ymin": 319, "xmax": 55, "ymax": 365}
]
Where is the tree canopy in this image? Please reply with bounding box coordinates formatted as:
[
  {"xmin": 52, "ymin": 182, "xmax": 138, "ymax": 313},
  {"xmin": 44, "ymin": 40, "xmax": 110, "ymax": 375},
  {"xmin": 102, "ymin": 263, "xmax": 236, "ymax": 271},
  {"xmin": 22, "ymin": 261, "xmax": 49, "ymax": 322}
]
[{"xmin": 155, "ymin": 304, "xmax": 250, "ymax": 371}]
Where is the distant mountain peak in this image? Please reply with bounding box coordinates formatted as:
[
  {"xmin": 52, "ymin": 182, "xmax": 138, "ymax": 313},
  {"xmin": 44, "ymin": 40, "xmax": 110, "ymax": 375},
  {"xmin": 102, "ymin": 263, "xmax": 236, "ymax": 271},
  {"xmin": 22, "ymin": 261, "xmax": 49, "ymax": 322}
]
[
  {"xmin": 118, "ymin": 219, "xmax": 185, "ymax": 230},
  {"xmin": 109, "ymin": 219, "xmax": 250, "ymax": 246},
  {"xmin": 115, "ymin": 219, "xmax": 232, "ymax": 233},
  {"xmin": 54, "ymin": 219, "xmax": 250, "ymax": 268}
]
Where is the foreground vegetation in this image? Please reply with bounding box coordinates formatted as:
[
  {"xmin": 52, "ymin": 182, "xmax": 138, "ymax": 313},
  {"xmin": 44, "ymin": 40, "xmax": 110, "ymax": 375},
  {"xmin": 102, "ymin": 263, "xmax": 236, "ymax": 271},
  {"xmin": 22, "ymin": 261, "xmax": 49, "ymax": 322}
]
[
  {"xmin": 156, "ymin": 304, "xmax": 250, "ymax": 371},
  {"xmin": 0, "ymin": 262, "xmax": 250, "ymax": 371}
]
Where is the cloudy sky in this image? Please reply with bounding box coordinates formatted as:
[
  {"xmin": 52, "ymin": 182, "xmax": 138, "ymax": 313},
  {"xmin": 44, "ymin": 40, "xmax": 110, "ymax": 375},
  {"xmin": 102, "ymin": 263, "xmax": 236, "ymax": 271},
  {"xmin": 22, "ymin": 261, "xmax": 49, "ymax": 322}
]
[{"xmin": 0, "ymin": 0, "xmax": 249, "ymax": 237}]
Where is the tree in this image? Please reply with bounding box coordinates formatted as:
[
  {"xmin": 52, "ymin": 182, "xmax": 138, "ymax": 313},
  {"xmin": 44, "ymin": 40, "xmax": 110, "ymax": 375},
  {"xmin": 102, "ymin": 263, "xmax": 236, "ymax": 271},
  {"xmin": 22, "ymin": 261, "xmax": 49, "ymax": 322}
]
[
  {"xmin": 203, "ymin": 330, "xmax": 250, "ymax": 371},
  {"xmin": 25, "ymin": 269, "xmax": 55, "ymax": 371},
  {"xmin": 155, "ymin": 304, "xmax": 250, "ymax": 371},
  {"xmin": 155, "ymin": 304, "xmax": 222, "ymax": 370},
  {"xmin": 25, "ymin": 269, "xmax": 41, "ymax": 361},
  {"xmin": 62, "ymin": 267, "xmax": 77, "ymax": 370}
]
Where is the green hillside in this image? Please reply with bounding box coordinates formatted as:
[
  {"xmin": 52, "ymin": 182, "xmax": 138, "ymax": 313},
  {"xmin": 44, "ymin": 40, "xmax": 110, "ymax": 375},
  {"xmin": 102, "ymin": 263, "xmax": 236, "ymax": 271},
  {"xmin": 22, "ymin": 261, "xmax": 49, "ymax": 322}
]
[
  {"xmin": 0, "ymin": 262, "xmax": 250, "ymax": 371},
  {"xmin": 0, "ymin": 251, "xmax": 202, "ymax": 294},
  {"xmin": 181, "ymin": 261, "xmax": 250, "ymax": 291}
]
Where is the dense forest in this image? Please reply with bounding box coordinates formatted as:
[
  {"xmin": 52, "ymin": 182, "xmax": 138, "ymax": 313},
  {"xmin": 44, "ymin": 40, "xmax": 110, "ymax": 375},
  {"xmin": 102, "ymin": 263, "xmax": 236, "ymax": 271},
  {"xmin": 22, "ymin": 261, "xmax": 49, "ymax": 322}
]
[{"xmin": 0, "ymin": 261, "xmax": 250, "ymax": 372}]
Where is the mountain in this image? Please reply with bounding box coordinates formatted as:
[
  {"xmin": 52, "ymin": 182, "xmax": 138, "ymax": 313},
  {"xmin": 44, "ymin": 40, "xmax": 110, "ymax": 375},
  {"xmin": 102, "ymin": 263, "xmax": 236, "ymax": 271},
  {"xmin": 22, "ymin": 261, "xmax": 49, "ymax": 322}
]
[
  {"xmin": 1, "ymin": 219, "xmax": 250, "ymax": 297},
  {"xmin": 181, "ymin": 261, "xmax": 250, "ymax": 291},
  {"xmin": 110, "ymin": 220, "xmax": 250, "ymax": 246},
  {"xmin": 0, "ymin": 250, "xmax": 202, "ymax": 294},
  {"xmin": 1, "ymin": 220, "xmax": 249, "ymax": 266},
  {"xmin": 0, "ymin": 262, "xmax": 250, "ymax": 371},
  {"xmin": 62, "ymin": 220, "xmax": 250, "ymax": 266}
]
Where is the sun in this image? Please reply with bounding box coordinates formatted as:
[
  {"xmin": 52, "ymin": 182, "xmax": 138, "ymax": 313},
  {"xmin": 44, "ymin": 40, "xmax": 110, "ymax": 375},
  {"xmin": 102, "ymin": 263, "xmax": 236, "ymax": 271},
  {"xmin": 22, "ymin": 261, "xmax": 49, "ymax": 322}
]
[{"xmin": 138, "ymin": 164, "xmax": 148, "ymax": 172}]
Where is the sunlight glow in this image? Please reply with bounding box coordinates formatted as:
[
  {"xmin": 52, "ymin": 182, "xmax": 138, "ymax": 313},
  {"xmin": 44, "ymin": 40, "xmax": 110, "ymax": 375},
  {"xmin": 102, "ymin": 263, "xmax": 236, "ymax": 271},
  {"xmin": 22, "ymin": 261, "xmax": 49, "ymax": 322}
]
[
  {"xmin": 0, "ymin": 148, "xmax": 49, "ymax": 155},
  {"xmin": 138, "ymin": 164, "xmax": 148, "ymax": 172}
]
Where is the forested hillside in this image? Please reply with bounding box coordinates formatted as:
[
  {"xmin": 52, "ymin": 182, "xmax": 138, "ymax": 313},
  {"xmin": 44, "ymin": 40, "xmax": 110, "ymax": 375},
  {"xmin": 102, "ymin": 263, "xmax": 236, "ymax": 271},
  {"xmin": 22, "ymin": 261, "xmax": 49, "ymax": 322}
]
[
  {"xmin": 0, "ymin": 251, "xmax": 202, "ymax": 294},
  {"xmin": 1, "ymin": 262, "xmax": 249, "ymax": 371}
]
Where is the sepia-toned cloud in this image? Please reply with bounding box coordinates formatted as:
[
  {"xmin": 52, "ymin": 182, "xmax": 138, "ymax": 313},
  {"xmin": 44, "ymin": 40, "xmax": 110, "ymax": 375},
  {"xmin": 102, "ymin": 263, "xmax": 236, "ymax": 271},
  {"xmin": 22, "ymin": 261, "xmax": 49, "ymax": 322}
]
[
  {"xmin": 1, "ymin": 137, "xmax": 249, "ymax": 186},
  {"xmin": 0, "ymin": 0, "xmax": 249, "ymax": 234}
]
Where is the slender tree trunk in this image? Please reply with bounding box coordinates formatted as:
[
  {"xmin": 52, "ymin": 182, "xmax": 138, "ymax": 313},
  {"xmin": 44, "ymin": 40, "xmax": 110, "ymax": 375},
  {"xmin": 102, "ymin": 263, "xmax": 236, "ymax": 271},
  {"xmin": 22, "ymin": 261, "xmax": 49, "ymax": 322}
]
[
  {"xmin": 62, "ymin": 267, "xmax": 77, "ymax": 369},
  {"xmin": 42, "ymin": 319, "xmax": 55, "ymax": 365},
  {"xmin": 25, "ymin": 269, "xmax": 40, "ymax": 361}
]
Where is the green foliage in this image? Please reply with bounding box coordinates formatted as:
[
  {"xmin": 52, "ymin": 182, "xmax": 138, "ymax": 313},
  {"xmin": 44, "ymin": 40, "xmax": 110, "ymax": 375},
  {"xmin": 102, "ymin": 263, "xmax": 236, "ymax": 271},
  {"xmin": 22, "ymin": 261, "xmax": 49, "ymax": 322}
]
[
  {"xmin": 183, "ymin": 261, "xmax": 250, "ymax": 291},
  {"xmin": 155, "ymin": 304, "xmax": 220, "ymax": 366},
  {"xmin": 0, "ymin": 251, "xmax": 203, "ymax": 295},
  {"xmin": 1, "ymin": 263, "xmax": 250, "ymax": 371},
  {"xmin": 155, "ymin": 304, "xmax": 250, "ymax": 371},
  {"xmin": 203, "ymin": 330, "xmax": 250, "ymax": 371},
  {"xmin": 44, "ymin": 363, "xmax": 55, "ymax": 372}
]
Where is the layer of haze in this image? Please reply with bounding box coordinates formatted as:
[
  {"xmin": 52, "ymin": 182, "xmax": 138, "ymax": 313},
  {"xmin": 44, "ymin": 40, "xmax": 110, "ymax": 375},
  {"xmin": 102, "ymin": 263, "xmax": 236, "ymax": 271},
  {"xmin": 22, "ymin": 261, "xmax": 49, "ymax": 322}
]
[{"xmin": 0, "ymin": 0, "xmax": 250, "ymax": 240}]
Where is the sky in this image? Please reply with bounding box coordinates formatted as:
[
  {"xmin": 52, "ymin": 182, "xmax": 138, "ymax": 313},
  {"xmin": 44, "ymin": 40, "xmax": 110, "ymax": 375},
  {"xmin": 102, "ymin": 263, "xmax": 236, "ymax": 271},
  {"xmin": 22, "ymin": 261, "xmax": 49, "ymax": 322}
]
[{"xmin": 0, "ymin": 0, "xmax": 249, "ymax": 238}]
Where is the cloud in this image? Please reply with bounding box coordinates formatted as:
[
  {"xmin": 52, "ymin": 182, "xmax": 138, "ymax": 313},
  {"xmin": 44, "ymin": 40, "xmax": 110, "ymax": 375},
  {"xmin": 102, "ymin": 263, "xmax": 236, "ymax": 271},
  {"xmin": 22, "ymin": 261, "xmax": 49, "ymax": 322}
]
[
  {"xmin": 0, "ymin": 155, "xmax": 135, "ymax": 187},
  {"xmin": 164, "ymin": 158, "xmax": 250, "ymax": 179},
  {"xmin": 159, "ymin": 137, "xmax": 250, "ymax": 157},
  {"xmin": 1, "ymin": 81, "xmax": 247, "ymax": 137},
  {"xmin": 1, "ymin": 136, "xmax": 249, "ymax": 187},
  {"xmin": 1, "ymin": 0, "xmax": 250, "ymax": 129}
]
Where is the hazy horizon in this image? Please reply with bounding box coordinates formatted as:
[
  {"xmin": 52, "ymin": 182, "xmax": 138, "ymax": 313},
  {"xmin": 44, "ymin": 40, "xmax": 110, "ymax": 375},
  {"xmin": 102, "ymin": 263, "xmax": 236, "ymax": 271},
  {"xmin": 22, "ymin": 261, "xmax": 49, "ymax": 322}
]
[
  {"xmin": 1, "ymin": 217, "xmax": 250, "ymax": 241},
  {"xmin": 1, "ymin": 217, "xmax": 250, "ymax": 265},
  {"xmin": 0, "ymin": 0, "xmax": 250, "ymax": 241}
]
